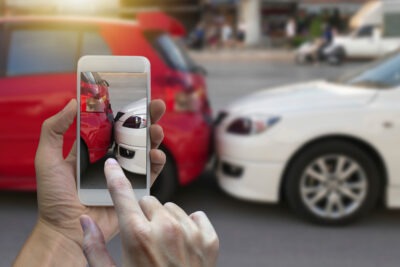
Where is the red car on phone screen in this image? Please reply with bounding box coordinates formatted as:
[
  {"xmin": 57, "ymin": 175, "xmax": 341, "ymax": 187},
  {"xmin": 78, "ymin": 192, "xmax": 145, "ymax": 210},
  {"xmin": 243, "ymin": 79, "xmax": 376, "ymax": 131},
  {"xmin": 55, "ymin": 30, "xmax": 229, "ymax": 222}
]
[
  {"xmin": 0, "ymin": 13, "xmax": 212, "ymax": 201},
  {"xmin": 80, "ymin": 71, "xmax": 114, "ymax": 173}
]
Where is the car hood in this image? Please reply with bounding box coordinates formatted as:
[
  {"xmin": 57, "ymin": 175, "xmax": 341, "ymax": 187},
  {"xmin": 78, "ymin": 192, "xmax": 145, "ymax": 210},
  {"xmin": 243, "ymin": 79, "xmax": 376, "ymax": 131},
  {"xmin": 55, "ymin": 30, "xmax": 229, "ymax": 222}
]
[
  {"xmin": 120, "ymin": 98, "xmax": 146, "ymax": 114},
  {"xmin": 225, "ymin": 80, "xmax": 377, "ymax": 115},
  {"xmin": 118, "ymin": 98, "xmax": 147, "ymax": 122}
]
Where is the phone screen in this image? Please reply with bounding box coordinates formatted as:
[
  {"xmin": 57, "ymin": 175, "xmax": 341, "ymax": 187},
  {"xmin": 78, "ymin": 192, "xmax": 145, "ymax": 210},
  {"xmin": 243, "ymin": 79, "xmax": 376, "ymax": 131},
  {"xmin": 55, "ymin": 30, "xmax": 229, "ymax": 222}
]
[{"xmin": 79, "ymin": 71, "xmax": 148, "ymax": 190}]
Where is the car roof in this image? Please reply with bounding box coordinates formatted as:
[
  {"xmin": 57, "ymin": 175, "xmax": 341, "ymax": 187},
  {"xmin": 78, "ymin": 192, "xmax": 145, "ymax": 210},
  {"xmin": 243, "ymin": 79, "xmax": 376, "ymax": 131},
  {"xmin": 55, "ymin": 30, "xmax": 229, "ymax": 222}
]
[
  {"xmin": 0, "ymin": 15, "xmax": 139, "ymax": 26},
  {"xmin": 0, "ymin": 12, "xmax": 186, "ymax": 36}
]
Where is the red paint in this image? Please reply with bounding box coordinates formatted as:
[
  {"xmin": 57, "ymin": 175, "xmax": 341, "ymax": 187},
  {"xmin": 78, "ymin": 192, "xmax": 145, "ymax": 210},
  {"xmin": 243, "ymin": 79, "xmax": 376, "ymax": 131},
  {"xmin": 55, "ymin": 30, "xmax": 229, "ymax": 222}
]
[
  {"xmin": 80, "ymin": 73, "xmax": 114, "ymax": 163},
  {"xmin": 0, "ymin": 14, "xmax": 212, "ymax": 190}
]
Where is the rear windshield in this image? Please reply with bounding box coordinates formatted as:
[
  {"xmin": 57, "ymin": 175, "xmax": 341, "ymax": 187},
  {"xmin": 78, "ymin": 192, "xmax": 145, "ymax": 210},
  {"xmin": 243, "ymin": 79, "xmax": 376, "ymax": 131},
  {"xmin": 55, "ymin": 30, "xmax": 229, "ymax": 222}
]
[
  {"xmin": 81, "ymin": 71, "xmax": 103, "ymax": 84},
  {"xmin": 144, "ymin": 31, "xmax": 197, "ymax": 72}
]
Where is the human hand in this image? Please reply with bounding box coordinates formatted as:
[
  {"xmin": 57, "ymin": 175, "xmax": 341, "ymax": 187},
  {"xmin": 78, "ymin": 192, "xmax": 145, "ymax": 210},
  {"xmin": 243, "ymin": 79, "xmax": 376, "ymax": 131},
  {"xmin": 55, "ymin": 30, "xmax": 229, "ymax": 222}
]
[
  {"xmin": 80, "ymin": 158, "xmax": 219, "ymax": 267},
  {"xmin": 32, "ymin": 99, "xmax": 165, "ymax": 261}
]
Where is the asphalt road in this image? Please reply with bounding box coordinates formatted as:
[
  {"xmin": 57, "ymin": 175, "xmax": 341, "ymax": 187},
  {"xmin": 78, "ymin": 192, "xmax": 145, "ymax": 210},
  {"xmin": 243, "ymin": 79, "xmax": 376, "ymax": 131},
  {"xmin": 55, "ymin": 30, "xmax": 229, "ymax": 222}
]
[{"xmin": 2, "ymin": 57, "xmax": 400, "ymax": 266}]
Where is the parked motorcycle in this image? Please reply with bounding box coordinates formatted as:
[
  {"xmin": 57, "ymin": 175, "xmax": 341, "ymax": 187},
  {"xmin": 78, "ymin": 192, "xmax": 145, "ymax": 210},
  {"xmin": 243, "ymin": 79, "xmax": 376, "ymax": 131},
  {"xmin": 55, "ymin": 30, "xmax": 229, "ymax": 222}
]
[{"xmin": 295, "ymin": 40, "xmax": 346, "ymax": 65}]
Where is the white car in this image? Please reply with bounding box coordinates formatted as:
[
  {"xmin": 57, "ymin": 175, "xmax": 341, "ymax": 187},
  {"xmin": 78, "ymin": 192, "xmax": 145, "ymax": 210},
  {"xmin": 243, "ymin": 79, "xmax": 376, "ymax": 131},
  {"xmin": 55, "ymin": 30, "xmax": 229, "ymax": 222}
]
[
  {"xmin": 333, "ymin": 25, "xmax": 400, "ymax": 59},
  {"xmin": 295, "ymin": 25, "xmax": 400, "ymax": 65},
  {"xmin": 216, "ymin": 52, "xmax": 400, "ymax": 224},
  {"xmin": 114, "ymin": 98, "xmax": 147, "ymax": 175}
]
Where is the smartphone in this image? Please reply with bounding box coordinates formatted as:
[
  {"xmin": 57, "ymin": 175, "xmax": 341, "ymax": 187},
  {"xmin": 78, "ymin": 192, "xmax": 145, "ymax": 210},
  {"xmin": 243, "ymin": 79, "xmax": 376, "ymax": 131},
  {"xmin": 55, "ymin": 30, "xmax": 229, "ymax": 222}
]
[{"xmin": 77, "ymin": 56, "xmax": 151, "ymax": 206}]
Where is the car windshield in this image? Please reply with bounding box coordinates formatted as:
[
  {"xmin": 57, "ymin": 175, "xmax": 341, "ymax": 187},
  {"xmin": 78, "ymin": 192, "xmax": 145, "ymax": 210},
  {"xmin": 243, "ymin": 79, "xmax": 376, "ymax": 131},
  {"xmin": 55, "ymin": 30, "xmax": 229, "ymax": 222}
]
[
  {"xmin": 144, "ymin": 31, "xmax": 198, "ymax": 72},
  {"xmin": 335, "ymin": 52, "xmax": 400, "ymax": 89}
]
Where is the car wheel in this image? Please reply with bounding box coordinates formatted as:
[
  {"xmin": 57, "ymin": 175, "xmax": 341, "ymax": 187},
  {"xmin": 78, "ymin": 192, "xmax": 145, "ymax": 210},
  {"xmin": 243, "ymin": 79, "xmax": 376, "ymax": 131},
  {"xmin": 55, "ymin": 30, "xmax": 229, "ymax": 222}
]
[
  {"xmin": 285, "ymin": 140, "xmax": 380, "ymax": 225},
  {"xmin": 329, "ymin": 47, "xmax": 345, "ymax": 65},
  {"xmin": 80, "ymin": 139, "xmax": 89, "ymax": 176},
  {"xmin": 151, "ymin": 149, "xmax": 178, "ymax": 203}
]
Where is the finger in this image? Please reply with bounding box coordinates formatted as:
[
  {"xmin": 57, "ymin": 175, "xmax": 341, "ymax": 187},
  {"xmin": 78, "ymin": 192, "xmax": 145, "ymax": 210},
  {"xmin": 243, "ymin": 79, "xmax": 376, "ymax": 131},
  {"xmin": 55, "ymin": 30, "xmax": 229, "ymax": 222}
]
[
  {"xmin": 139, "ymin": 195, "xmax": 166, "ymax": 221},
  {"xmin": 80, "ymin": 215, "xmax": 116, "ymax": 267},
  {"xmin": 35, "ymin": 99, "xmax": 77, "ymax": 166},
  {"xmin": 150, "ymin": 124, "xmax": 164, "ymax": 149},
  {"xmin": 190, "ymin": 211, "xmax": 219, "ymax": 264},
  {"xmin": 190, "ymin": 211, "xmax": 219, "ymax": 243},
  {"xmin": 104, "ymin": 158, "xmax": 146, "ymax": 223},
  {"xmin": 150, "ymin": 99, "xmax": 165, "ymax": 124},
  {"xmin": 150, "ymin": 149, "xmax": 166, "ymax": 185},
  {"xmin": 164, "ymin": 202, "xmax": 198, "ymax": 233}
]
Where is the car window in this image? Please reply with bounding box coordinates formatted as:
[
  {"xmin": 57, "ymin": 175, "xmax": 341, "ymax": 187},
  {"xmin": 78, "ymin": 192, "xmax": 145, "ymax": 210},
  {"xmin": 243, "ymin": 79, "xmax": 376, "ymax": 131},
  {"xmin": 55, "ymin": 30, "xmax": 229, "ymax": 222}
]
[
  {"xmin": 82, "ymin": 71, "xmax": 104, "ymax": 85},
  {"xmin": 7, "ymin": 29, "xmax": 79, "ymax": 76},
  {"xmin": 337, "ymin": 52, "xmax": 400, "ymax": 89},
  {"xmin": 355, "ymin": 25, "xmax": 373, "ymax": 37},
  {"xmin": 81, "ymin": 31, "xmax": 112, "ymax": 56},
  {"xmin": 82, "ymin": 72, "xmax": 96, "ymax": 84},
  {"xmin": 144, "ymin": 31, "xmax": 197, "ymax": 72}
]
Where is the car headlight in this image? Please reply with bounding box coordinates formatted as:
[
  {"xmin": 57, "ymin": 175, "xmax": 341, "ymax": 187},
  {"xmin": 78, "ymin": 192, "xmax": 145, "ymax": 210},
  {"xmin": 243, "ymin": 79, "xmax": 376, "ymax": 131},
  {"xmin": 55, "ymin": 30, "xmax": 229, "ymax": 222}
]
[
  {"xmin": 122, "ymin": 115, "xmax": 147, "ymax": 129},
  {"xmin": 226, "ymin": 115, "xmax": 280, "ymax": 135}
]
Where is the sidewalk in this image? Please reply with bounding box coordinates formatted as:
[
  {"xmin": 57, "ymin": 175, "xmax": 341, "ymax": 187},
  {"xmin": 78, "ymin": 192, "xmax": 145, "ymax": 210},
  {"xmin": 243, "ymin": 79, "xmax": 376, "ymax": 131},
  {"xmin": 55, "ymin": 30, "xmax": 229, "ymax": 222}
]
[{"xmin": 189, "ymin": 49, "xmax": 294, "ymax": 62}]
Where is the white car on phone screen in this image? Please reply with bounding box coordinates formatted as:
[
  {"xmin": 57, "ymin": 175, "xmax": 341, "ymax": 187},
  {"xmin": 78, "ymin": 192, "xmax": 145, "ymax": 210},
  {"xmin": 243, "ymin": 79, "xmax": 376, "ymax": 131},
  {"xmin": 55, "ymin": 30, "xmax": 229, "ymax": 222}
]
[
  {"xmin": 216, "ymin": 52, "xmax": 400, "ymax": 224},
  {"xmin": 114, "ymin": 98, "xmax": 147, "ymax": 175}
]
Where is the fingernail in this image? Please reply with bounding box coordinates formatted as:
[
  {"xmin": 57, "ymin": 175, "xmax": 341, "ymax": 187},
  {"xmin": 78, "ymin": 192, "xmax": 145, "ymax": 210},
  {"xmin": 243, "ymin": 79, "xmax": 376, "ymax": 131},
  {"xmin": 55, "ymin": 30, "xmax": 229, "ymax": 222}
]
[
  {"xmin": 62, "ymin": 99, "xmax": 73, "ymax": 112},
  {"xmin": 105, "ymin": 158, "xmax": 119, "ymax": 166}
]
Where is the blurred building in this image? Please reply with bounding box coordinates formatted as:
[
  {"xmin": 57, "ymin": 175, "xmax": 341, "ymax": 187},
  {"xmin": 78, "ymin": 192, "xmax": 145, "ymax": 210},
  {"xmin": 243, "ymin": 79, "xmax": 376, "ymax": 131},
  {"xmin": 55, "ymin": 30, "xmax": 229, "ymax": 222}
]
[
  {"xmin": 120, "ymin": 0, "xmax": 202, "ymax": 31},
  {"xmin": 202, "ymin": 0, "xmax": 372, "ymax": 46},
  {"xmin": 0, "ymin": 0, "xmax": 202, "ymax": 29},
  {"xmin": 1, "ymin": 0, "xmax": 375, "ymax": 47}
]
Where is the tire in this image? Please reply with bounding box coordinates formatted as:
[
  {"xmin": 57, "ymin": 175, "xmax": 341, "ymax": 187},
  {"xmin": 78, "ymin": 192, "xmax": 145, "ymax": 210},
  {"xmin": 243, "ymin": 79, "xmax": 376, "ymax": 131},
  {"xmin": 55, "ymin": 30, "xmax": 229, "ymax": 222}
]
[
  {"xmin": 151, "ymin": 149, "xmax": 178, "ymax": 203},
  {"xmin": 328, "ymin": 47, "xmax": 345, "ymax": 66},
  {"xmin": 80, "ymin": 139, "xmax": 89, "ymax": 176},
  {"xmin": 285, "ymin": 140, "xmax": 381, "ymax": 225}
]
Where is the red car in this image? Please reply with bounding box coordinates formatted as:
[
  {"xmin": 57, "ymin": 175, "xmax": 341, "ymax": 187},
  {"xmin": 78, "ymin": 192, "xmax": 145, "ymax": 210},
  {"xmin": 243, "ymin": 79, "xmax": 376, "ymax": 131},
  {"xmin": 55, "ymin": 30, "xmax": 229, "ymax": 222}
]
[
  {"xmin": 0, "ymin": 13, "xmax": 212, "ymax": 201},
  {"xmin": 80, "ymin": 71, "xmax": 114, "ymax": 172}
]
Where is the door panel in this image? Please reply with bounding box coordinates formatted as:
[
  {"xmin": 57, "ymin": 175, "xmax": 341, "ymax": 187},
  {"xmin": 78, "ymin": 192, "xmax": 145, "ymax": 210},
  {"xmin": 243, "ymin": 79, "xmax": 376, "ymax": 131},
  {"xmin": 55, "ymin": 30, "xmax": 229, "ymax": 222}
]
[{"xmin": 0, "ymin": 26, "xmax": 79, "ymax": 182}]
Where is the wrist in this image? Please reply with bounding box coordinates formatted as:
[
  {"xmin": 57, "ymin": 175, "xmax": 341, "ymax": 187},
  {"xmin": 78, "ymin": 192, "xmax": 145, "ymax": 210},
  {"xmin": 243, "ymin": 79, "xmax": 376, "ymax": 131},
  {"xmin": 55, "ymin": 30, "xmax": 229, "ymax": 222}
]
[{"xmin": 14, "ymin": 219, "xmax": 86, "ymax": 267}]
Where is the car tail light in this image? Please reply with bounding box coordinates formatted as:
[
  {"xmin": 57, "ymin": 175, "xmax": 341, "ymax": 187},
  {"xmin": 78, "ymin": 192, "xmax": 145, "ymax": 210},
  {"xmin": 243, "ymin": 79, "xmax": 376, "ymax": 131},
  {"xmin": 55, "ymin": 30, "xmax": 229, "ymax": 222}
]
[
  {"xmin": 81, "ymin": 81, "xmax": 108, "ymax": 113},
  {"xmin": 123, "ymin": 115, "xmax": 147, "ymax": 129},
  {"xmin": 164, "ymin": 74, "xmax": 208, "ymax": 113}
]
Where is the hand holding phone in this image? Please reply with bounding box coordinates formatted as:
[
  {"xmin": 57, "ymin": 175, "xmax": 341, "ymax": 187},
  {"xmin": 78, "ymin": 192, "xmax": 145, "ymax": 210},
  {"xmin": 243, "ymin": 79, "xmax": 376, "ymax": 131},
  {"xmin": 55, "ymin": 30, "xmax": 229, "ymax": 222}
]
[{"xmin": 14, "ymin": 98, "xmax": 167, "ymax": 266}]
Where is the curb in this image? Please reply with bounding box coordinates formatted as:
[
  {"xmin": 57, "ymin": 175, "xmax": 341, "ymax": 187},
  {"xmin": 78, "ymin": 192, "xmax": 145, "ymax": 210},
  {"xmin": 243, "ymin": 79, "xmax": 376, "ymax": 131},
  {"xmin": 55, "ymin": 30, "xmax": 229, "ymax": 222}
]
[{"xmin": 189, "ymin": 49, "xmax": 294, "ymax": 62}]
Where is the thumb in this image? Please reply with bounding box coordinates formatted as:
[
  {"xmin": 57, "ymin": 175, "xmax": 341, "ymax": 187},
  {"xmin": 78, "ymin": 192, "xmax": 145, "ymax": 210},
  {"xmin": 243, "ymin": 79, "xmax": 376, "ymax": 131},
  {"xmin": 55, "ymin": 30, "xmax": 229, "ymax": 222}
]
[
  {"xmin": 35, "ymin": 99, "xmax": 77, "ymax": 168},
  {"xmin": 80, "ymin": 215, "xmax": 116, "ymax": 267}
]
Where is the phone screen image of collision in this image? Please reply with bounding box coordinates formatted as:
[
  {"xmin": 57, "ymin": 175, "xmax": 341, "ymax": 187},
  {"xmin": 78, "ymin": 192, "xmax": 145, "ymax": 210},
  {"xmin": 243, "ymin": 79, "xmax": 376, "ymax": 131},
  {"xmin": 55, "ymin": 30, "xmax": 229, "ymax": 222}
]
[{"xmin": 77, "ymin": 56, "xmax": 150, "ymax": 206}]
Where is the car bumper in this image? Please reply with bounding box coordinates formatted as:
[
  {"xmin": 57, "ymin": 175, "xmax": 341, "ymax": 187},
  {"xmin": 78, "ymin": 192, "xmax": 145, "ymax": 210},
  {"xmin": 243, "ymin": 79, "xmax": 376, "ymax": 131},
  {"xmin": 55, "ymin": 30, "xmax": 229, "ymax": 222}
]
[
  {"xmin": 216, "ymin": 155, "xmax": 283, "ymax": 202},
  {"xmin": 115, "ymin": 143, "xmax": 146, "ymax": 175},
  {"xmin": 160, "ymin": 112, "xmax": 213, "ymax": 185},
  {"xmin": 80, "ymin": 112, "xmax": 114, "ymax": 163},
  {"xmin": 114, "ymin": 120, "xmax": 146, "ymax": 147}
]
